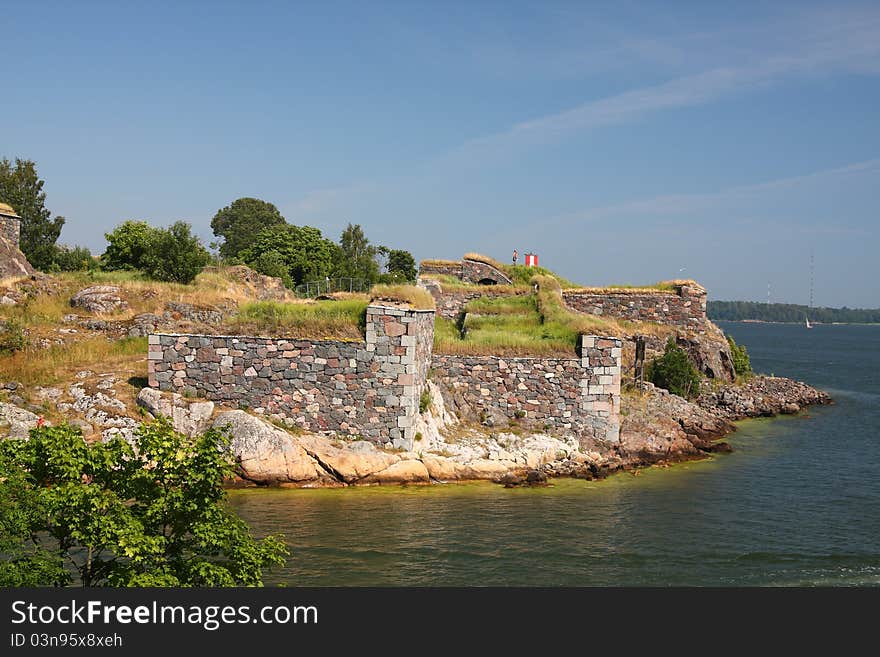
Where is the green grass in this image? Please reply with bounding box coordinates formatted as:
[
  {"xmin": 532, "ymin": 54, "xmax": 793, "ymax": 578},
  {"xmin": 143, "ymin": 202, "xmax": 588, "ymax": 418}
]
[
  {"xmin": 434, "ymin": 293, "xmax": 579, "ymax": 356},
  {"xmin": 433, "ymin": 277, "xmax": 674, "ymax": 356},
  {"xmin": 506, "ymin": 264, "xmax": 576, "ymax": 287},
  {"xmin": 226, "ymin": 299, "xmax": 369, "ymax": 340}
]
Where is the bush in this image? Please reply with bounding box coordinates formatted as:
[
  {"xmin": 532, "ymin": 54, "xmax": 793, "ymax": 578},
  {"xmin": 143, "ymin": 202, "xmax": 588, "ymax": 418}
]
[
  {"xmin": 0, "ymin": 419, "xmax": 288, "ymax": 586},
  {"xmin": 0, "ymin": 319, "xmax": 26, "ymax": 354},
  {"xmin": 249, "ymin": 249, "xmax": 294, "ymax": 288},
  {"xmin": 727, "ymin": 335, "xmax": 753, "ymax": 377},
  {"xmin": 647, "ymin": 337, "xmax": 702, "ymax": 398},
  {"xmin": 50, "ymin": 244, "xmax": 96, "ymax": 272},
  {"xmin": 102, "ymin": 220, "xmax": 158, "ymax": 271},
  {"xmin": 141, "ymin": 221, "xmax": 210, "ymax": 284}
]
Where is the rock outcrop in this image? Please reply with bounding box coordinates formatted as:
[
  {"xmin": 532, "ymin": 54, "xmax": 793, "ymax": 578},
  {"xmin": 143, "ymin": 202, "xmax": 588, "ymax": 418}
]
[
  {"xmin": 619, "ymin": 384, "xmax": 734, "ymax": 465},
  {"xmin": 0, "ymin": 402, "xmax": 45, "ymax": 439},
  {"xmin": 698, "ymin": 375, "xmax": 833, "ymax": 419},
  {"xmin": 0, "ymin": 235, "xmax": 34, "ymax": 280},
  {"xmin": 212, "ymin": 410, "xmax": 335, "ymax": 486},
  {"xmin": 71, "ymin": 286, "xmax": 128, "ymax": 314},
  {"xmin": 136, "ymin": 388, "xmax": 215, "ymax": 436}
]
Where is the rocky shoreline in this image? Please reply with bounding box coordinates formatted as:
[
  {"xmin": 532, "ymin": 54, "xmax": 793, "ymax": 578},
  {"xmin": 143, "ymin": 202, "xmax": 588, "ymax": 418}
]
[
  {"xmin": 0, "ymin": 373, "xmax": 831, "ymax": 489},
  {"xmin": 152, "ymin": 374, "xmax": 832, "ymax": 489}
]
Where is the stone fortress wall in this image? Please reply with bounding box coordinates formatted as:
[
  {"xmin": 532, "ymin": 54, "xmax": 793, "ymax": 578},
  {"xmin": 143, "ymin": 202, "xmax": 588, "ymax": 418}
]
[
  {"xmin": 419, "ymin": 258, "xmax": 707, "ymax": 330},
  {"xmin": 149, "ymin": 306, "xmax": 623, "ymax": 449},
  {"xmin": 0, "ymin": 206, "xmax": 21, "ymax": 247},
  {"xmin": 149, "ymin": 305, "xmax": 435, "ymax": 449},
  {"xmin": 430, "ymin": 335, "xmax": 622, "ymax": 445},
  {"xmin": 562, "ymin": 284, "xmax": 707, "ymax": 330}
]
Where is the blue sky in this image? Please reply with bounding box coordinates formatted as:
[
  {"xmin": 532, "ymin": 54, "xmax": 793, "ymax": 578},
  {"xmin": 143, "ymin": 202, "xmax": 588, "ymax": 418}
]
[{"xmin": 2, "ymin": 0, "xmax": 878, "ymax": 307}]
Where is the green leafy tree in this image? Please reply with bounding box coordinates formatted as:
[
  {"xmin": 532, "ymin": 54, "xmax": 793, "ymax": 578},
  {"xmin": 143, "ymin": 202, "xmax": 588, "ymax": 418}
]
[
  {"xmin": 211, "ymin": 198, "xmax": 286, "ymax": 260},
  {"xmin": 647, "ymin": 337, "xmax": 702, "ymax": 398},
  {"xmin": 335, "ymin": 223, "xmax": 379, "ymax": 283},
  {"xmin": 386, "ymin": 249, "xmax": 417, "ymax": 281},
  {"xmin": 0, "ymin": 420, "xmax": 288, "ymax": 587},
  {"xmin": 51, "ymin": 245, "xmax": 96, "ymax": 272},
  {"xmin": 0, "ymin": 158, "xmax": 65, "ymax": 270},
  {"xmin": 141, "ymin": 221, "xmax": 210, "ymax": 284},
  {"xmin": 240, "ymin": 223, "xmax": 337, "ymax": 286},
  {"xmin": 249, "ymin": 249, "xmax": 294, "ymax": 288},
  {"xmin": 102, "ymin": 220, "xmax": 159, "ymax": 271},
  {"xmin": 727, "ymin": 335, "xmax": 753, "ymax": 377}
]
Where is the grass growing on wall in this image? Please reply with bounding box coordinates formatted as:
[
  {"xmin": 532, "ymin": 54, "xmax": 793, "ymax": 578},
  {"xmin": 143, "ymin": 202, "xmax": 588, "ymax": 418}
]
[
  {"xmin": 369, "ymin": 285, "xmax": 435, "ymax": 310},
  {"xmin": 226, "ymin": 299, "xmax": 370, "ymax": 340},
  {"xmin": 506, "ymin": 264, "xmax": 576, "ymax": 287},
  {"xmin": 433, "ymin": 276, "xmax": 674, "ymax": 356}
]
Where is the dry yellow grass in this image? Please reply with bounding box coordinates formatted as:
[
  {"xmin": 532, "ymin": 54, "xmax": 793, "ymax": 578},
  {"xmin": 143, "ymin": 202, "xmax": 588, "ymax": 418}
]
[
  {"xmin": 0, "ymin": 336, "xmax": 147, "ymax": 387},
  {"xmin": 463, "ymin": 252, "xmax": 507, "ymax": 271},
  {"xmin": 420, "ymin": 258, "xmax": 460, "ymax": 267},
  {"xmin": 563, "ymin": 279, "xmax": 703, "ymax": 295},
  {"xmin": 369, "ymin": 285, "xmax": 435, "ymax": 310}
]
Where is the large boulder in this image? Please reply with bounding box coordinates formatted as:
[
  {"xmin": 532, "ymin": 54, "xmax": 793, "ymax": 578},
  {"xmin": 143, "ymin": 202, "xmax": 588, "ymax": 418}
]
[
  {"xmin": 71, "ymin": 286, "xmax": 128, "ymax": 314},
  {"xmin": 212, "ymin": 410, "xmax": 331, "ymax": 486},
  {"xmin": 136, "ymin": 388, "xmax": 215, "ymax": 436},
  {"xmin": 360, "ymin": 459, "xmax": 430, "ymax": 485},
  {"xmin": 0, "ymin": 402, "xmax": 45, "ymax": 439},
  {"xmin": 296, "ymin": 434, "xmax": 400, "ymax": 483}
]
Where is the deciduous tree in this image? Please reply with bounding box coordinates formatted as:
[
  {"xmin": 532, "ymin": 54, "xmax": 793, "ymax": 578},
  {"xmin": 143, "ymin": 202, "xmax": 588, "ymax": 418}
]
[
  {"xmin": 0, "ymin": 158, "xmax": 65, "ymax": 270},
  {"xmin": 211, "ymin": 198, "xmax": 286, "ymax": 260},
  {"xmin": 0, "ymin": 420, "xmax": 288, "ymax": 587}
]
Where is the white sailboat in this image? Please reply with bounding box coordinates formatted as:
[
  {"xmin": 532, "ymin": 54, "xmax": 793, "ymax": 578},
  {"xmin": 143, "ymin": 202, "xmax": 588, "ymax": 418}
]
[{"xmin": 805, "ymin": 316, "xmax": 812, "ymax": 329}]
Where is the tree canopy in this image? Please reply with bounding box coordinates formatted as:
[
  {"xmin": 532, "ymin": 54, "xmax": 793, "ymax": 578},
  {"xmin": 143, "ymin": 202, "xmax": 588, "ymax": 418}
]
[
  {"xmin": 141, "ymin": 221, "xmax": 210, "ymax": 284},
  {"xmin": 708, "ymin": 300, "xmax": 880, "ymax": 324},
  {"xmin": 240, "ymin": 223, "xmax": 338, "ymax": 287},
  {"xmin": 102, "ymin": 220, "xmax": 156, "ymax": 271},
  {"xmin": 211, "ymin": 198, "xmax": 286, "ymax": 260},
  {"xmin": 335, "ymin": 223, "xmax": 379, "ymax": 284},
  {"xmin": 386, "ymin": 249, "xmax": 417, "ymax": 281},
  {"xmin": 0, "ymin": 158, "xmax": 65, "ymax": 270},
  {"xmin": 0, "ymin": 420, "xmax": 288, "ymax": 587}
]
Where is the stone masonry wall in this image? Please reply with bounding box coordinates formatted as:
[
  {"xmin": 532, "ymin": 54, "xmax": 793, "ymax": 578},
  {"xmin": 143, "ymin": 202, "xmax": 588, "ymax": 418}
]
[
  {"xmin": 460, "ymin": 259, "xmax": 512, "ymax": 285},
  {"xmin": 431, "ymin": 335, "xmax": 622, "ymax": 445},
  {"xmin": 427, "ymin": 287, "xmax": 530, "ymax": 320},
  {"xmin": 148, "ymin": 305, "xmax": 435, "ymax": 449},
  {"xmin": 562, "ymin": 284, "xmax": 707, "ymax": 330},
  {"xmin": 419, "ymin": 261, "xmax": 462, "ymax": 279},
  {"xmin": 0, "ymin": 213, "xmax": 20, "ymax": 248}
]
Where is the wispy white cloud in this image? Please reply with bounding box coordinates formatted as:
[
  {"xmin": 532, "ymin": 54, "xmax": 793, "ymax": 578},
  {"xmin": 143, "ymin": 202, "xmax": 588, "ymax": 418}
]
[
  {"xmin": 451, "ymin": 9, "xmax": 880, "ymax": 157},
  {"xmin": 542, "ymin": 158, "xmax": 880, "ymax": 228}
]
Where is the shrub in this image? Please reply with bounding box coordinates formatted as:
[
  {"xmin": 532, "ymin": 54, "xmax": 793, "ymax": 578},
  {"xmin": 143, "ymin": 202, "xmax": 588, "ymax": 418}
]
[
  {"xmin": 0, "ymin": 420, "xmax": 288, "ymax": 586},
  {"xmin": 0, "ymin": 319, "xmax": 26, "ymax": 354},
  {"xmin": 141, "ymin": 221, "xmax": 210, "ymax": 284},
  {"xmin": 249, "ymin": 249, "xmax": 294, "ymax": 288},
  {"xmin": 51, "ymin": 244, "xmax": 96, "ymax": 272},
  {"xmin": 727, "ymin": 335, "xmax": 753, "ymax": 377},
  {"xmin": 419, "ymin": 388, "xmax": 432, "ymax": 414},
  {"xmin": 647, "ymin": 337, "xmax": 702, "ymax": 398},
  {"xmin": 102, "ymin": 220, "xmax": 158, "ymax": 271}
]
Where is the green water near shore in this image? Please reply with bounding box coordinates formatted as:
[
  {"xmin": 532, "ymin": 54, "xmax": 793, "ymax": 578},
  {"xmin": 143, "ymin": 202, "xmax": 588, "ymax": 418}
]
[{"xmin": 230, "ymin": 323, "xmax": 880, "ymax": 586}]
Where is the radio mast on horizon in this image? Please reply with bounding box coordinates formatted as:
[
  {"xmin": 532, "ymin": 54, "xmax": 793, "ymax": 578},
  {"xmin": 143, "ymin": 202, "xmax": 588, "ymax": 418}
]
[{"xmin": 810, "ymin": 251, "xmax": 814, "ymax": 310}]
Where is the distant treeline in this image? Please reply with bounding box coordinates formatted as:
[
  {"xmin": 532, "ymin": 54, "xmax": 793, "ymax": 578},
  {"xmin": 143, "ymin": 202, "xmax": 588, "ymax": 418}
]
[{"xmin": 708, "ymin": 301, "xmax": 880, "ymax": 324}]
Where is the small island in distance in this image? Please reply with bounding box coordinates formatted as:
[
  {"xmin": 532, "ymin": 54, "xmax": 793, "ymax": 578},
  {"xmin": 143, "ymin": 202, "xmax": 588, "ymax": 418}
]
[{"xmin": 708, "ymin": 300, "xmax": 880, "ymax": 324}]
